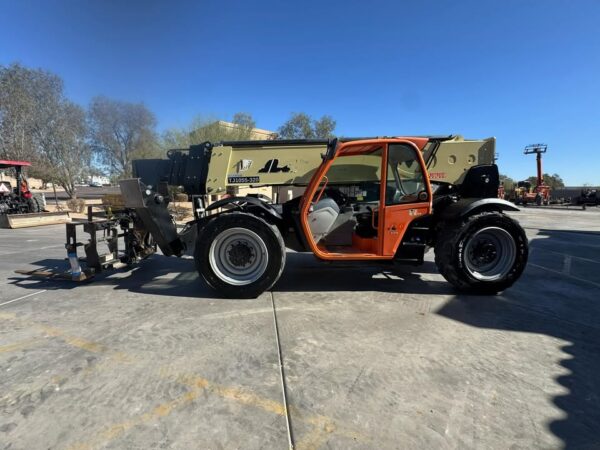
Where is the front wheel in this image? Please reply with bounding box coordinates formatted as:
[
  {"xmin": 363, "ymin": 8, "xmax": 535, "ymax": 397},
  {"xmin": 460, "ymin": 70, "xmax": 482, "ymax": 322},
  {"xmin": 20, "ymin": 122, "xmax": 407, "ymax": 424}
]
[
  {"xmin": 194, "ymin": 212, "xmax": 286, "ymax": 298},
  {"xmin": 434, "ymin": 211, "xmax": 528, "ymax": 294}
]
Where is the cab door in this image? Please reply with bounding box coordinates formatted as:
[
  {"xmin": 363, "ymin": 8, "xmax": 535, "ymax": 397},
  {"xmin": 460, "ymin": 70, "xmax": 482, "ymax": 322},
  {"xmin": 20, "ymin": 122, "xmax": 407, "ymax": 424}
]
[{"xmin": 381, "ymin": 142, "xmax": 432, "ymax": 256}]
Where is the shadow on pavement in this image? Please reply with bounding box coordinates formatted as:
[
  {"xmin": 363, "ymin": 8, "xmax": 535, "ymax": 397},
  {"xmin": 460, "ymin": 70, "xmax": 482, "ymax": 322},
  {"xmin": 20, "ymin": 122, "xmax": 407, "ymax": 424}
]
[
  {"xmin": 9, "ymin": 252, "xmax": 455, "ymax": 297},
  {"xmin": 8, "ymin": 256, "xmax": 213, "ymax": 298},
  {"xmin": 273, "ymin": 253, "xmax": 453, "ymax": 294},
  {"xmin": 436, "ymin": 229, "xmax": 600, "ymax": 449}
]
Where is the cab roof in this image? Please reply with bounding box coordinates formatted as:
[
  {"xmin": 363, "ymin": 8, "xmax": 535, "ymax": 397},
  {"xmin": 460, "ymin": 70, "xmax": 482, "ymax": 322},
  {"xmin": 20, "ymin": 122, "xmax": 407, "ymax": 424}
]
[{"xmin": 0, "ymin": 160, "xmax": 32, "ymax": 169}]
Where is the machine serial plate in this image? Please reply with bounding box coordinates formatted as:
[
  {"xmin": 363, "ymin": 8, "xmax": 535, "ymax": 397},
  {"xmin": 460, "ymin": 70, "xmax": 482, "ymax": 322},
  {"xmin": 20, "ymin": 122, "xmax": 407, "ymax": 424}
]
[{"xmin": 228, "ymin": 175, "xmax": 260, "ymax": 184}]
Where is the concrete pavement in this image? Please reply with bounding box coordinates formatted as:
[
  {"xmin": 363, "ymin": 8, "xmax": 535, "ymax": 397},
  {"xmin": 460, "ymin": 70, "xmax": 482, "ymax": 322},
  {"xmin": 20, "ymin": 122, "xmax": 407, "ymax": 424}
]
[{"xmin": 1, "ymin": 207, "xmax": 599, "ymax": 449}]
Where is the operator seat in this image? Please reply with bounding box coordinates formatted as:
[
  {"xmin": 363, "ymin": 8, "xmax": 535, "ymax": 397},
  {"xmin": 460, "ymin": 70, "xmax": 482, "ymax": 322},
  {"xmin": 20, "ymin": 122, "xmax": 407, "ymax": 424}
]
[{"xmin": 308, "ymin": 197, "xmax": 340, "ymax": 243}]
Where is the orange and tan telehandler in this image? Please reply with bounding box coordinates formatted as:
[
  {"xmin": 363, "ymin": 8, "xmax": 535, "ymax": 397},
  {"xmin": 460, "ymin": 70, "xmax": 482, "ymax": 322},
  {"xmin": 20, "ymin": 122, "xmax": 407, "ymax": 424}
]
[{"xmin": 20, "ymin": 136, "xmax": 528, "ymax": 298}]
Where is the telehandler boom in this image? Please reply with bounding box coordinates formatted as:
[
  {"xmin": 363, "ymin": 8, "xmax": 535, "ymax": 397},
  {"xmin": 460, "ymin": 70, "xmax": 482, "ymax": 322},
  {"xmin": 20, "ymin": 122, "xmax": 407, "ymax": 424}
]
[{"xmin": 20, "ymin": 135, "xmax": 528, "ymax": 298}]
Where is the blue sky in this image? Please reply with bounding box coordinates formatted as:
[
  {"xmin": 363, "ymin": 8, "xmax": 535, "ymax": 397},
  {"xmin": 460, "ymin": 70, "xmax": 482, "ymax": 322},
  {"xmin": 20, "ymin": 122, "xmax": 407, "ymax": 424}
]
[{"xmin": 1, "ymin": 0, "xmax": 599, "ymax": 185}]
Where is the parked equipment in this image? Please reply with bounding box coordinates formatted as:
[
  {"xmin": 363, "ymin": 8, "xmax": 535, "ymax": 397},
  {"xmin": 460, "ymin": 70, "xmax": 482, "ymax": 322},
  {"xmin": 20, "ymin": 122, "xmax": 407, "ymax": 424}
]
[
  {"xmin": 576, "ymin": 188, "xmax": 600, "ymax": 206},
  {"xmin": 0, "ymin": 160, "xmax": 70, "ymax": 228},
  {"xmin": 18, "ymin": 136, "xmax": 529, "ymax": 297},
  {"xmin": 511, "ymin": 144, "xmax": 551, "ymax": 205}
]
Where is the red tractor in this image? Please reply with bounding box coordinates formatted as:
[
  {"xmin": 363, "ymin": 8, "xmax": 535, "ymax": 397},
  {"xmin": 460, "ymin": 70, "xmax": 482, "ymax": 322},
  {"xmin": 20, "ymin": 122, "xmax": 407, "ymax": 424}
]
[
  {"xmin": 0, "ymin": 160, "xmax": 69, "ymax": 228},
  {"xmin": 0, "ymin": 160, "xmax": 43, "ymax": 214}
]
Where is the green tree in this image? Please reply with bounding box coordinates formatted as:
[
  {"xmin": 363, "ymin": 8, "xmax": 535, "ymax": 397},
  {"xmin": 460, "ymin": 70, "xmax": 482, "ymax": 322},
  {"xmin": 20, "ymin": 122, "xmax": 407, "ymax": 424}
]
[
  {"xmin": 313, "ymin": 115, "xmax": 336, "ymax": 139},
  {"xmin": 88, "ymin": 96, "xmax": 159, "ymax": 177},
  {"xmin": 526, "ymin": 173, "xmax": 565, "ymax": 190},
  {"xmin": 277, "ymin": 112, "xmax": 336, "ymax": 139}
]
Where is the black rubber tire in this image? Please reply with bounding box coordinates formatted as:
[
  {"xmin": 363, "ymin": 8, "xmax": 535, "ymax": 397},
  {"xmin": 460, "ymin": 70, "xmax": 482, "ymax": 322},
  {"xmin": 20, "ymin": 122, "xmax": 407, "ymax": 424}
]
[
  {"xmin": 194, "ymin": 212, "xmax": 286, "ymax": 298},
  {"xmin": 27, "ymin": 194, "xmax": 44, "ymax": 213},
  {"xmin": 434, "ymin": 211, "xmax": 528, "ymax": 294},
  {"xmin": 535, "ymin": 194, "xmax": 542, "ymax": 206}
]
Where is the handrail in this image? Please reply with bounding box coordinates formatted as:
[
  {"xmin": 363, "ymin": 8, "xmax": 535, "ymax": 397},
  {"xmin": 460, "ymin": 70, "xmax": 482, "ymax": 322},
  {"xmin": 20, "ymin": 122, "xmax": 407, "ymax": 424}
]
[
  {"xmin": 371, "ymin": 206, "xmax": 378, "ymax": 230},
  {"xmin": 313, "ymin": 176, "xmax": 329, "ymax": 204}
]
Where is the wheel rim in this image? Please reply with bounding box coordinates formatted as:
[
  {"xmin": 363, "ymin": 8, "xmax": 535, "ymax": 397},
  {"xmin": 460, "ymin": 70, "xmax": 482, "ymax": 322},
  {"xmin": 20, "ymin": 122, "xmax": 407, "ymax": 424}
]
[
  {"xmin": 209, "ymin": 227, "xmax": 269, "ymax": 286},
  {"xmin": 464, "ymin": 226, "xmax": 517, "ymax": 281}
]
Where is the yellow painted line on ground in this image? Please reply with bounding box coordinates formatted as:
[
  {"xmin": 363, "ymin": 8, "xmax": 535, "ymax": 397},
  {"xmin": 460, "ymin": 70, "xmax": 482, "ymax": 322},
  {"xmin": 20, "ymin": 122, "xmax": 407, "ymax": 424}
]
[
  {"xmin": 0, "ymin": 315, "xmax": 135, "ymax": 417},
  {"xmin": 0, "ymin": 315, "xmax": 364, "ymax": 449},
  {"xmin": 177, "ymin": 373, "xmax": 287, "ymax": 416},
  {"xmin": 0, "ymin": 313, "xmax": 108, "ymax": 354},
  {"xmin": 37, "ymin": 324, "xmax": 107, "ymax": 354},
  {"xmin": 294, "ymin": 414, "xmax": 337, "ymax": 450},
  {"xmin": 0, "ymin": 311, "xmax": 134, "ymax": 360},
  {"xmin": 175, "ymin": 374, "xmax": 365, "ymax": 449},
  {"xmin": 0, "ymin": 312, "xmax": 17, "ymax": 320},
  {"xmin": 66, "ymin": 370, "xmax": 366, "ymax": 450},
  {"xmin": 66, "ymin": 389, "xmax": 201, "ymax": 450},
  {"xmin": 0, "ymin": 312, "xmax": 134, "ymax": 376},
  {"xmin": 0, "ymin": 338, "xmax": 44, "ymax": 353}
]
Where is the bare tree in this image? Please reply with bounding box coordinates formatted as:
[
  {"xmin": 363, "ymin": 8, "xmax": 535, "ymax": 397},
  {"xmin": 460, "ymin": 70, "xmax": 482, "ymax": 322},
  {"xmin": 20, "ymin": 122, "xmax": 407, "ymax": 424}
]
[
  {"xmin": 88, "ymin": 96, "xmax": 159, "ymax": 177},
  {"xmin": 0, "ymin": 63, "xmax": 62, "ymax": 161},
  {"xmin": 232, "ymin": 112, "xmax": 256, "ymax": 131},
  {"xmin": 277, "ymin": 112, "xmax": 336, "ymax": 139},
  {"xmin": 161, "ymin": 126, "xmax": 193, "ymax": 150},
  {"xmin": 0, "ymin": 63, "xmax": 89, "ymax": 197},
  {"xmin": 33, "ymin": 102, "xmax": 90, "ymax": 198}
]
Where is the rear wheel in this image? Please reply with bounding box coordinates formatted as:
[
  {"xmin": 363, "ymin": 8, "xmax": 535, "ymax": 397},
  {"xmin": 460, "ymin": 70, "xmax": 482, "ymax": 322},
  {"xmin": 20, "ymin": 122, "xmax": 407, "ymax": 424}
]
[
  {"xmin": 194, "ymin": 212, "xmax": 286, "ymax": 298},
  {"xmin": 29, "ymin": 194, "xmax": 45, "ymax": 213},
  {"xmin": 434, "ymin": 211, "xmax": 528, "ymax": 294},
  {"xmin": 535, "ymin": 194, "xmax": 542, "ymax": 206}
]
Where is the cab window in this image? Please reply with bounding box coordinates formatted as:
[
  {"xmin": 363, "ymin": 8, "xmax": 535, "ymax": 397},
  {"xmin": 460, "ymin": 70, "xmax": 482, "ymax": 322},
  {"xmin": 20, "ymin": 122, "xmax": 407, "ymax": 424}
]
[{"xmin": 385, "ymin": 144, "xmax": 425, "ymax": 205}]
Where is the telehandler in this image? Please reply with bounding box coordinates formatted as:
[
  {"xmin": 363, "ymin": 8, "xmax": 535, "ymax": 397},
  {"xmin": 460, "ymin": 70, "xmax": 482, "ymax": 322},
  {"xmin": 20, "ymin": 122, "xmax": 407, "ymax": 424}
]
[
  {"xmin": 19, "ymin": 135, "xmax": 528, "ymax": 298},
  {"xmin": 511, "ymin": 144, "xmax": 551, "ymax": 206}
]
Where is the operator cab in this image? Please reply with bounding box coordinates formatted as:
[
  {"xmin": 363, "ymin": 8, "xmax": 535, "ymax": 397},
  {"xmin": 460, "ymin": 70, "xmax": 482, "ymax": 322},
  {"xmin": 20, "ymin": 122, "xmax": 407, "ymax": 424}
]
[
  {"xmin": 517, "ymin": 180, "xmax": 532, "ymax": 192},
  {"xmin": 303, "ymin": 140, "xmax": 432, "ymax": 259}
]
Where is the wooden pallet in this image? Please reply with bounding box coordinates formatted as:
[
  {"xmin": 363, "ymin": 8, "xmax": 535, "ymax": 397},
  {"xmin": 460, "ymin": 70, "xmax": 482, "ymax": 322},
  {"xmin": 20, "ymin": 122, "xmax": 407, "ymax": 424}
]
[{"xmin": 14, "ymin": 268, "xmax": 94, "ymax": 281}]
